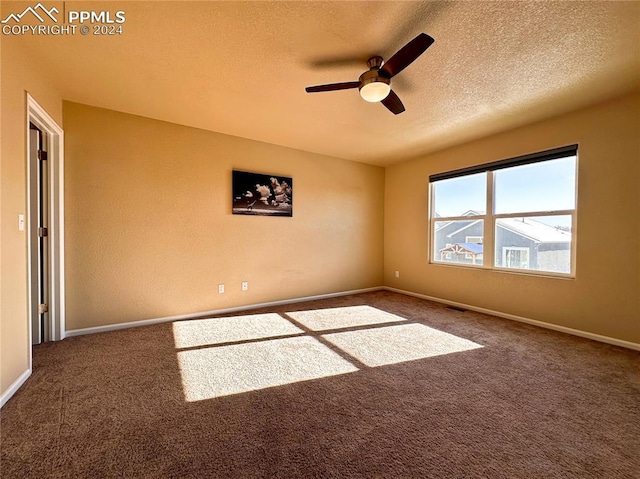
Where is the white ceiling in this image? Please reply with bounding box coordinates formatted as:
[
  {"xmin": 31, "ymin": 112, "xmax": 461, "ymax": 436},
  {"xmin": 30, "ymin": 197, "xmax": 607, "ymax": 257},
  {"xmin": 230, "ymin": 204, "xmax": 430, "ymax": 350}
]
[{"xmin": 6, "ymin": 1, "xmax": 640, "ymax": 166}]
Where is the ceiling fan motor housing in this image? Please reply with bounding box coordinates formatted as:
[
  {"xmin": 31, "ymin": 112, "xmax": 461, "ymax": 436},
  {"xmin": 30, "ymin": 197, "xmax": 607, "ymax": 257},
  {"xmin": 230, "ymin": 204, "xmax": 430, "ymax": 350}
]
[{"xmin": 358, "ymin": 57, "xmax": 391, "ymax": 102}]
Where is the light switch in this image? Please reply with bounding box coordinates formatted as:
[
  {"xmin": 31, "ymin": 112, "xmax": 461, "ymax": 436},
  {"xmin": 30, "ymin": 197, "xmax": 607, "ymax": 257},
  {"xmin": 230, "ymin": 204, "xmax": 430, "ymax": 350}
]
[{"xmin": 18, "ymin": 214, "xmax": 25, "ymax": 231}]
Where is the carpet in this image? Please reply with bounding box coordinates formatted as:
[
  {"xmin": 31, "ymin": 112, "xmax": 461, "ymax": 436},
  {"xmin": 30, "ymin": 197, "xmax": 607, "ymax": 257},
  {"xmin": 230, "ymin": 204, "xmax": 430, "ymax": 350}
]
[{"xmin": 1, "ymin": 291, "xmax": 638, "ymax": 478}]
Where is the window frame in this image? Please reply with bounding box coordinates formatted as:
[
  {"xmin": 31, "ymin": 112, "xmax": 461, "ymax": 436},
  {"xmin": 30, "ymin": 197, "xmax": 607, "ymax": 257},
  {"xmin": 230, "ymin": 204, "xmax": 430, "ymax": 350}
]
[
  {"xmin": 501, "ymin": 246, "xmax": 530, "ymax": 270},
  {"xmin": 428, "ymin": 145, "xmax": 578, "ymax": 278}
]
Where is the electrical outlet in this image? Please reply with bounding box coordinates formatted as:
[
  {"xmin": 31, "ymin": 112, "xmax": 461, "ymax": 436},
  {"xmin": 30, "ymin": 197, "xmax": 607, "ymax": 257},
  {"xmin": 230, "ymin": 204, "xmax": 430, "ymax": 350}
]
[
  {"xmin": 395, "ymin": 271, "xmax": 400, "ymax": 278},
  {"xmin": 218, "ymin": 284, "xmax": 225, "ymax": 294},
  {"xmin": 241, "ymin": 281, "xmax": 248, "ymax": 291}
]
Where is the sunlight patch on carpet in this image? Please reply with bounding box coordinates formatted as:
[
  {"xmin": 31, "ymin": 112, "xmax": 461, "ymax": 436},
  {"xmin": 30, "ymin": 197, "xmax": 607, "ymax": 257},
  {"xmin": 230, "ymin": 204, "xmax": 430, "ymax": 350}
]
[
  {"xmin": 172, "ymin": 313, "xmax": 303, "ymax": 349},
  {"xmin": 174, "ymin": 307, "xmax": 484, "ymax": 402},
  {"xmin": 322, "ymin": 323, "xmax": 483, "ymax": 367},
  {"xmin": 177, "ymin": 336, "xmax": 358, "ymax": 401},
  {"xmin": 286, "ymin": 305, "xmax": 407, "ymax": 331}
]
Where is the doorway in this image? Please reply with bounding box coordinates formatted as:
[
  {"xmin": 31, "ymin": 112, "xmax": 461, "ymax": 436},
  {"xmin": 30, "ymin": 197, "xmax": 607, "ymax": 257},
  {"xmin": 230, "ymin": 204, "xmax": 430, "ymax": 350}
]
[
  {"xmin": 26, "ymin": 94, "xmax": 65, "ymax": 349},
  {"xmin": 29, "ymin": 124, "xmax": 49, "ymax": 344}
]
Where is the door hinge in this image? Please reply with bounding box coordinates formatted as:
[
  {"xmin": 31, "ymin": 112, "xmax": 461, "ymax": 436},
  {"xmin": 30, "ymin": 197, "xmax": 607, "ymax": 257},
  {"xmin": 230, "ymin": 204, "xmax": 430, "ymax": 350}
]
[
  {"xmin": 38, "ymin": 150, "xmax": 48, "ymax": 161},
  {"xmin": 38, "ymin": 304, "xmax": 49, "ymax": 314},
  {"xmin": 38, "ymin": 227, "xmax": 48, "ymax": 237}
]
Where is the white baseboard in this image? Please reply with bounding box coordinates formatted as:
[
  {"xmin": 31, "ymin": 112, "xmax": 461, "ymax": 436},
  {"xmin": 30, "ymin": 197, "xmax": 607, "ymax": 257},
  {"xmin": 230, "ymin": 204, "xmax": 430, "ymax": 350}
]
[
  {"xmin": 66, "ymin": 287, "xmax": 383, "ymax": 337},
  {"xmin": 0, "ymin": 369, "xmax": 31, "ymax": 409},
  {"xmin": 66, "ymin": 286, "xmax": 640, "ymax": 350},
  {"xmin": 384, "ymin": 286, "xmax": 640, "ymax": 351},
  {"xmin": 7, "ymin": 286, "xmax": 636, "ymax": 406}
]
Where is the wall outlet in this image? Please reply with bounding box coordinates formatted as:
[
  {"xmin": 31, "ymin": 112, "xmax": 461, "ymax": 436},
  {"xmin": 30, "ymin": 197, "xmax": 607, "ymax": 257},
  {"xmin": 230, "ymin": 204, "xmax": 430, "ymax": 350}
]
[
  {"xmin": 218, "ymin": 284, "xmax": 225, "ymax": 294},
  {"xmin": 395, "ymin": 271, "xmax": 400, "ymax": 278},
  {"xmin": 241, "ymin": 281, "xmax": 248, "ymax": 291}
]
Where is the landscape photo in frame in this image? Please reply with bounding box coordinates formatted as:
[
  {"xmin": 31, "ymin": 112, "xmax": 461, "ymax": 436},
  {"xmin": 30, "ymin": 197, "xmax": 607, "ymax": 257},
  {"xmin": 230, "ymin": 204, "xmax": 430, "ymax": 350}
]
[{"xmin": 232, "ymin": 170, "xmax": 293, "ymax": 217}]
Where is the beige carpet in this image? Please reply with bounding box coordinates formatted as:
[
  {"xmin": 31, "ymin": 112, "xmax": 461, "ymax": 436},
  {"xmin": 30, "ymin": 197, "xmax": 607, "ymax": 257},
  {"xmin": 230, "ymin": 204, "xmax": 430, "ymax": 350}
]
[{"xmin": 1, "ymin": 291, "xmax": 639, "ymax": 478}]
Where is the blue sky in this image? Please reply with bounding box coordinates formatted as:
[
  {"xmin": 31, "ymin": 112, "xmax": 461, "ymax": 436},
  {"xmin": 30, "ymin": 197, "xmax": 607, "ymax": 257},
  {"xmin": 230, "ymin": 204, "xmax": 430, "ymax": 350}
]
[{"xmin": 432, "ymin": 157, "xmax": 576, "ymax": 227}]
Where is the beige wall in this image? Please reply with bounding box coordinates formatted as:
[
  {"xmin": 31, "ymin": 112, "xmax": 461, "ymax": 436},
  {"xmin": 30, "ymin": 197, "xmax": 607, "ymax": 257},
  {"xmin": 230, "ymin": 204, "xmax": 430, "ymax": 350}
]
[
  {"xmin": 63, "ymin": 102, "xmax": 384, "ymax": 330},
  {"xmin": 384, "ymin": 93, "xmax": 640, "ymax": 343},
  {"xmin": 1, "ymin": 39, "xmax": 63, "ymax": 393}
]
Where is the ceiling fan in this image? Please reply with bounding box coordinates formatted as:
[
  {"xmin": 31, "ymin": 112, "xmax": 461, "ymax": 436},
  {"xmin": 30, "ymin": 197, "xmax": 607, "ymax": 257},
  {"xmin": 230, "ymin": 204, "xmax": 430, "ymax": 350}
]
[{"xmin": 305, "ymin": 33, "xmax": 435, "ymax": 115}]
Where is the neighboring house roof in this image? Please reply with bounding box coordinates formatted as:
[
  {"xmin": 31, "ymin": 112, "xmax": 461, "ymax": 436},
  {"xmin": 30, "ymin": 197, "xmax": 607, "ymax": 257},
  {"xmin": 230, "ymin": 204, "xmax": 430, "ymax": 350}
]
[
  {"xmin": 446, "ymin": 219, "xmax": 482, "ymax": 237},
  {"xmin": 436, "ymin": 212, "xmax": 571, "ymax": 244},
  {"xmin": 440, "ymin": 242, "xmax": 484, "ymax": 255},
  {"xmin": 497, "ymin": 217, "xmax": 571, "ymax": 243},
  {"xmin": 434, "ymin": 210, "xmax": 484, "ymax": 231},
  {"xmin": 462, "ymin": 210, "xmax": 483, "ymax": 217}
]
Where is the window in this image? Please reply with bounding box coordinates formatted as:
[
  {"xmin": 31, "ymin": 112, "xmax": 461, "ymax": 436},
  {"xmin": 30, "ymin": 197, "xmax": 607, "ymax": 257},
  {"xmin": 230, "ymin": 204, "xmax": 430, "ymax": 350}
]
[
  {"xmin": 502, "ymin": 247, "xmax": 530, "ymax": 269},
  {"xmin": 429, "ymin": 145, "xmax": 577, "ymax": 277},
  {"xmin": 465, "ymin": 236, "xmax": 483, "ymax": 244}
]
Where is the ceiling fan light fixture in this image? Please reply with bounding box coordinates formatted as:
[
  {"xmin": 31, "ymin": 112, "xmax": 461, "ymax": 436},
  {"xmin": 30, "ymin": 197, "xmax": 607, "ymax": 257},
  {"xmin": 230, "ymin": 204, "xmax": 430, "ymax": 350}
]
[
  {"xmin": 358, "ymin": 68, "xmax": 391, "ymax": 103},
  {"xmin": 305, "ymin": 34, "xmax": 435, "ymax": 114},
  {"xmin": 359, "ymin": 81, "xmax": 391, "ymax": 102}
]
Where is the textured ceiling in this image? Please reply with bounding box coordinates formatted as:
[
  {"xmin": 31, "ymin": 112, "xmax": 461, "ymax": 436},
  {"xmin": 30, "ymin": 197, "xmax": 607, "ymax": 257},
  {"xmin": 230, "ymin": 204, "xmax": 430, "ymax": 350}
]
[{"xmin": 4, "ymin": 1, "xmax": 640, "ymax": 166}]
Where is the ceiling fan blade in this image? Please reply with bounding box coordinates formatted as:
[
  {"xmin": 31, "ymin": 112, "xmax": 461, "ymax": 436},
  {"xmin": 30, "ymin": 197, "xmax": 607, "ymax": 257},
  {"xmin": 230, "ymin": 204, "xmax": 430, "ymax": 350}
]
[
  {"xmin": 305, "ymin": 81, "xmax": 360, "ymax": 93},
  {"xmin": 380, "ymin": 33, "xmax": 434, "ymax": 78},
  {"xmin": 381, "ymin": 90, "xmax": 405, "ymax": 114}
]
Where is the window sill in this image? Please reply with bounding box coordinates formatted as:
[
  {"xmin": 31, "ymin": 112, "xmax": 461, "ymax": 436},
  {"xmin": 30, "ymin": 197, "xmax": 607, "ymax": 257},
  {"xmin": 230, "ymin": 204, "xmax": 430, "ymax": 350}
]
[{"xmin": 429, "ymin": 261, "xmax": 575, "ymax": 280}]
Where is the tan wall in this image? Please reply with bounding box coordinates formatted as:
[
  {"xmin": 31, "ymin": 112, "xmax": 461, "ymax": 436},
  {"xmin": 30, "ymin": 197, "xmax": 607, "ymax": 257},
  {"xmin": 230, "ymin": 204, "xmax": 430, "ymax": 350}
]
[
  {"xmin": 63, "ymin": 102, "xmax": 384, "ymax": 330},
  {"xmin": 384, "ymin": 92, "xmax": 640, "ymax": 343},
  {"xmin": 1, "ymin": 40, "xmax": 63, "ymax": 393}
]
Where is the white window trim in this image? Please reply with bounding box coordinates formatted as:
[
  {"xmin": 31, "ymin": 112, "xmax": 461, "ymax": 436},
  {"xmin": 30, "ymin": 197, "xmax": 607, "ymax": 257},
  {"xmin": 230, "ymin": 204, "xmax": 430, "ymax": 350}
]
[{"xmin": 428, "ymin": 151, "xmax": 578, "ymax": 278}]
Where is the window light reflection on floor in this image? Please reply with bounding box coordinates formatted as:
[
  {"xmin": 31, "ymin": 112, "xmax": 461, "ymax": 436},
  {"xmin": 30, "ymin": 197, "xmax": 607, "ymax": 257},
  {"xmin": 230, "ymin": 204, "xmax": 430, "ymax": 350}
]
[
  {"xmin": 177, "ymin": 336, "xmax": 358, "ymax": 401},
  {"xmin": 174, "ymin": 306, "xmax": 483, "ymax": 402},
  {"xmin": 322, "ymin": 323, "xmax": 483, "ymax": 367},
  {"xmin": 286, "ymin": 305, "xmax": 407, "ymax": 331},
  {"xmin": 172, "ymin": 313, "xmax": 303, "ymax": 349}
]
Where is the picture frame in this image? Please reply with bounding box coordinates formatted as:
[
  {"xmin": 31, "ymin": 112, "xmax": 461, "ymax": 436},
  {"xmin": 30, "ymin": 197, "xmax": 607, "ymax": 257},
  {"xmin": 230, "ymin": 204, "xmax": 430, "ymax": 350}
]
[{"xmin": 232, "ymin": 170, "xmax": 293, "ymax": 217}]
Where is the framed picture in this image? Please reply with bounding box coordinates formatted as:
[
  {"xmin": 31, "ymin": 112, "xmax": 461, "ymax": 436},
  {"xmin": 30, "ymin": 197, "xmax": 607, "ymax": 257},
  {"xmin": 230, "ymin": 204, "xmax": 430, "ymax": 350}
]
[{"xmin": 232, "ymin": 170, "xmax": 293, "ymax": 217}]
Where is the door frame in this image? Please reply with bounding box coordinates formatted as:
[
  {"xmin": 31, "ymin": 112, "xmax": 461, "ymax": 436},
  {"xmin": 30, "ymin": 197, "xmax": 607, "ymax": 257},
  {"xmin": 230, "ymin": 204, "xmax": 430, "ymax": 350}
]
[{"xmin": 26, "ymin": 94, "xmax": 65, "ymax": 355}]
